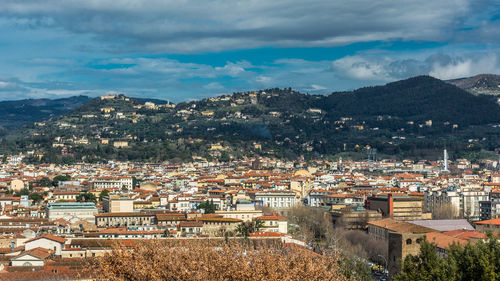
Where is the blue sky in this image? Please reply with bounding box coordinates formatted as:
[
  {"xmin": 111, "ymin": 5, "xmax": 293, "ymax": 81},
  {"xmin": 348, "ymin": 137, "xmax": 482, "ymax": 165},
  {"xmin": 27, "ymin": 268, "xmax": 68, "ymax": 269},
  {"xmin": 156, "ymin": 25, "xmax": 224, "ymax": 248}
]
[{"xmin": 0, "ymin": 0, "xmax": 499, "ymax": 102}]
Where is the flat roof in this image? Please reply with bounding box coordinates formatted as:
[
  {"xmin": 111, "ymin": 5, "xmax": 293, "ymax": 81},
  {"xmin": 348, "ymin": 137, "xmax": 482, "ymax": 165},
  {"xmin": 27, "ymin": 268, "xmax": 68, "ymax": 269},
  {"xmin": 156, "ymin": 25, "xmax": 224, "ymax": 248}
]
[{"xmin": 410, "ymin": 219, "xmax": 474, "ymax": 231}]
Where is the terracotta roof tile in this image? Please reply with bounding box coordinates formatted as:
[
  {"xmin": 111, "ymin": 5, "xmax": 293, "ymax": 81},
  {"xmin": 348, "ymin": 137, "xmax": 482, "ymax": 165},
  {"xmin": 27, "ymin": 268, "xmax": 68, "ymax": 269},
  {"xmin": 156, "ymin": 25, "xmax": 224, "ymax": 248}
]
[
  {"xmin": 25, "ymin": 234, "xmax": 67, "ymax": 244},
  {"xmin": 426, "ymin": 232, "xmax": 468, "ymax": 249}
]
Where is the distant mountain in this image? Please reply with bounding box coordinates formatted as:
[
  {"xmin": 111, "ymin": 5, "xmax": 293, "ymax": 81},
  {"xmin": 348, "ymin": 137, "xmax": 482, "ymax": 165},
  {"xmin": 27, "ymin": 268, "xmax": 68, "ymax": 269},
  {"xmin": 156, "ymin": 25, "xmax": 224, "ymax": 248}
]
[
  {"xmin": 2, "ymin": 76, "xmax": 500, "ymax": 162},
  {"xmin": 0, "ymin": 95, "xmax": 91, "ymax": 130},
  {"xmin": 447, "ymin": 74, "xmax": 500, "ymax": 96}
]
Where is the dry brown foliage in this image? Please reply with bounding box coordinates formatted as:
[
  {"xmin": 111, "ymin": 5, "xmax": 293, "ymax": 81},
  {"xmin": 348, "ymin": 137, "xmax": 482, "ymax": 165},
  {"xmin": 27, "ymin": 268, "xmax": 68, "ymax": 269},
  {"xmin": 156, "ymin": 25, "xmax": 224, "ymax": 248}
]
[{"xmin": 87, "ymin": 239, "xmax": 346, "ymax": 281}]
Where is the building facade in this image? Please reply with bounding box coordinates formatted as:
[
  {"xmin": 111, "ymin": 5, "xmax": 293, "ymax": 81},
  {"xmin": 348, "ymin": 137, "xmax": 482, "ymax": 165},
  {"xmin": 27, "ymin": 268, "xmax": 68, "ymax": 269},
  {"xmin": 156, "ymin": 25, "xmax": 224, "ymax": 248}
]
[{"xmin": 46, "ymin": 202, "xmax": 98, "ymax": 222}]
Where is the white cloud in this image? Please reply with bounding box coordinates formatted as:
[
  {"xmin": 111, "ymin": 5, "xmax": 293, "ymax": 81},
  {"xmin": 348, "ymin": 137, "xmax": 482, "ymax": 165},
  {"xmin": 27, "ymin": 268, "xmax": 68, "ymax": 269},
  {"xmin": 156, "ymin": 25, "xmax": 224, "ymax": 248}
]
[
  {"xmin": 331, "ymin": 52, "xmax": 500, "ymax": 81},
  {"xmin": 215, "ymin": 61, "xmax": 251, "ymax": 77},
  {"xmin": 310, "ymin": 84, "xmax": 327, "ymax": 91},
  {"xmin": 1, "ymin": 50, "xmax": 500, "ymax": 101},
  {"xmin": 332, "ymin": 56, "xmax": 392, "ymax": 81},
  {"xmin": 203, "ymin": 82, "xmax": 225, "ymax": 90},
  {"xmin": 429, "ymin": 53, "xmax": 499, "ymax": 80},
  {"xmin": 255, "ymin": 75, "xmax": 272, "ymax": 84}
]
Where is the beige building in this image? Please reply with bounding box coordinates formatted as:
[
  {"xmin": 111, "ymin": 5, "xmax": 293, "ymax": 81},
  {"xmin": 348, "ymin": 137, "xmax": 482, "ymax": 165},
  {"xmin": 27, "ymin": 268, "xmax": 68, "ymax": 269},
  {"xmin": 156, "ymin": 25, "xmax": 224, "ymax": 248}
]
[
  {"xmin": 95, "ymin": 212, "xmax": 156, "ymax": 227},
  {"xmin": 367, "ymin": 194, "xmax": 431, "ymax": 221},
  {"xmin": 215, "ymin": 210, "xmax": 263, "ymax": 222},
  {"xmin": 198, "ymin": 216, "xmax": 242, "ymax": 236},
  {"xmin": 10, "ymin": 179, "xmax": 25, "ymax": 192},
  {"xmin": 113, "ymin": 141, "xmax": 129, "ymax": 148},
  {"xmin": 103, "ymin": 195, "xmax": 134, "ymax": 213}
]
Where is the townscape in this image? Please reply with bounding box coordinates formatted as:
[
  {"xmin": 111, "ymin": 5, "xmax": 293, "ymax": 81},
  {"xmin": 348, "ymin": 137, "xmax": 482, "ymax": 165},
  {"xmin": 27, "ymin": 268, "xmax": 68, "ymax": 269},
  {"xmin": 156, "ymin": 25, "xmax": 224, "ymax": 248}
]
[
  {"xmin": 0, "ymin": 149, "xmax": 499, "ymax": 279},
  {"xmin": 1, "ymin": 1, "xmax": 500, "ymax": 280}
]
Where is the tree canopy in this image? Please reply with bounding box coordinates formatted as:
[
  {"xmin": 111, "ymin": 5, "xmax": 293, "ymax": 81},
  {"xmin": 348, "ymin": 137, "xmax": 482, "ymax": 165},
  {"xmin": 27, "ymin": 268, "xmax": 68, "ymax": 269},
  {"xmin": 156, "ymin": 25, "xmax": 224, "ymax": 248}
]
[
  {"xmin": 394, "ymin": 233, "xmax": 500, "ymax": 281},
  {"xmin": 76, "ymin": 192, "xmax": 97, "ymax": 203},
  {"xmin": 197, "ymin": 200, "xmax": 217, "ymax": 214}
]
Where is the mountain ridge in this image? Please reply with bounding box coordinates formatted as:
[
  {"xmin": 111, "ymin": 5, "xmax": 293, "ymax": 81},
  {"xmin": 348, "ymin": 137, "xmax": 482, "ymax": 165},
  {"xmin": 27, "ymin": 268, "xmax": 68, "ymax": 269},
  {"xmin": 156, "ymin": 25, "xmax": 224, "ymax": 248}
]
[
  {"xmin": 2, "ymin": 75, "xmax": 500, "ymax": 162},
  {"xmin": 0, "ymin": 95, "xmax": 92, "ymax": 130},
  {"xmin": 447, "ymin": 74, "xmax": 500, "ymax": 96}
]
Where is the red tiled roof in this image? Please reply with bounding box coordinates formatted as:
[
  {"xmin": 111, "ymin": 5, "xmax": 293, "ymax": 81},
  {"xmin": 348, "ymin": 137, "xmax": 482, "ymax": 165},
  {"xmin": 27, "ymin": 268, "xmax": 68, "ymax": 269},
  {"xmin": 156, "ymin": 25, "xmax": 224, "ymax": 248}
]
[
  {"xmin": 0, "ymin": 266, "xmax": 83, "ymax": 281},
  {"xmin": 474, "ymin": 218, "xmax": 500, "ymax": 226},
  {"xmin": 15, "ymin": 247, "xmax": 52, "ymax": 260},
  {"xmin": 442, "ymin": 229, "xmax": 487, "ymax": 240},
  {"xmin": 25, "ymin": 234, "xmax": 67, "ymax": 244},
  {"xmin": 179, "ymin": 221, "xmax": 203, "ymax": 227},
  {"xmin": 426, "ymin": 232, "xmax": 468, "ymax": 249},
  {"xmin": 254, "ymin": 213, "xmax": 287, "ymax": 221},
  {"xmin": 198, "ymin": 217, "xmax": 242, "ymax": 223},
  {"xmin": 250, "ymin": 231, "xmax": 285, "ymax": 237},
  {"xmin": 0, "ymin": 246, "xmax": 24, "ymax": 254}
]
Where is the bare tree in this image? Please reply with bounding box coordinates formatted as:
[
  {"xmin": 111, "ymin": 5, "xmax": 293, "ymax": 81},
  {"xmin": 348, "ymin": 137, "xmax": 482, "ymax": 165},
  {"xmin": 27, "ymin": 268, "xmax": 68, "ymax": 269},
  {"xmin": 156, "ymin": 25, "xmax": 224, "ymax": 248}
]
[
  {"xmin": 432, "ymin": 202, "xmax": 460, "ymax": 219},
  {"xmin": 288, "ymin": 206, "xmax": 387, "ymax": 263},
  {"xmin": 88, "ymin": 240, "xmax": 345, "ymax": 281}
]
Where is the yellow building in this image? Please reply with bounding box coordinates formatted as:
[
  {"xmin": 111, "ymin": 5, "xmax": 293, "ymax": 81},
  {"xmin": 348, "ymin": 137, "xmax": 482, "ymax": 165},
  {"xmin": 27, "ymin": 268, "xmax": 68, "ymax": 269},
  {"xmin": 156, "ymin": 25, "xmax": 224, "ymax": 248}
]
[
  {"xmin": 201, "ymin": 111, "xmax": 214, "ymax": 117},
  {"xmin": 100, "ymin": 107, "xmax": 115, "ymax": 113},
  {"xmin": 113, "ymin": 141, "xmax": 129, "ymax": 148}
]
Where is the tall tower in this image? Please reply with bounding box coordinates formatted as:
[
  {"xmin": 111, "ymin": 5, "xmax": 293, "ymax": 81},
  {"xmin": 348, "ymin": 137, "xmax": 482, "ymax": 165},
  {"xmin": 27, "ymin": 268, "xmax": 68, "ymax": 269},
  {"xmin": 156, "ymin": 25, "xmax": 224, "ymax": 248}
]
[{"xmin": 443, "ymin": 149, "xmax": 449, "ymax": 172}]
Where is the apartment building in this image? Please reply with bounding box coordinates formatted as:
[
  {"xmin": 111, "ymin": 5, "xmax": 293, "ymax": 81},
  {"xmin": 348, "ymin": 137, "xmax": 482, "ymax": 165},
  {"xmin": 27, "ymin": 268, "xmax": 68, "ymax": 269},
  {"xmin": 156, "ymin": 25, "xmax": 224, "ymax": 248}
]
[
  {"xmin": 367, "ymin": 194, "xmax": 431, "ymax": 221},
  {"xmin": 93, "ymin": 177, "xmax": 133, "ymax": 190},
  {"xmin": 251, "ymin": 191, "xmax": 300, "ymax": 210},
  {"xmin": 103, "ymin": 195, "xmax": 134, "ymax": 213}
]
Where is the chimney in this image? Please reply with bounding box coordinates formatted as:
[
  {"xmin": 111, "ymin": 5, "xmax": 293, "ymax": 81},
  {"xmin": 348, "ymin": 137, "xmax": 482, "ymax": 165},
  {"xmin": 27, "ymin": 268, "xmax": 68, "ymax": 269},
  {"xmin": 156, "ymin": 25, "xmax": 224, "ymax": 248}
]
[{"xmin": 387, "ymin": 194, "xmax": 394, "ymax": 217}]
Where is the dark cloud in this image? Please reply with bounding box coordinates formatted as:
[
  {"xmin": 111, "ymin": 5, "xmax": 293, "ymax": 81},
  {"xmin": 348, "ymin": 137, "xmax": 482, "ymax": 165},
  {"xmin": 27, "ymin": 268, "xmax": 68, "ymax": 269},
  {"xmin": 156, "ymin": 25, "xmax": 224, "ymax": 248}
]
[{"xmin": 0, "ymin": 0, "xmax": 477, "ymax": 53}]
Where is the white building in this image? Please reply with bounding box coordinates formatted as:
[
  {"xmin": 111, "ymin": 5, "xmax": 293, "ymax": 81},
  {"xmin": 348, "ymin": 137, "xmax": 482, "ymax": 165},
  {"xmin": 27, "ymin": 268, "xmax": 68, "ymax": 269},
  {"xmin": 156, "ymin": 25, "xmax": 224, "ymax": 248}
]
[
  {"xmin": 425, "ymin": 187, "xmax": 489, "ymax": 220},
  {"xmin": 46, "ymin": 202, "xmax": 98, "ymax": 223},
  {"xmin": 252, "ymin": 191, "xmax": 300, "ymax": 210},
  {"xmin": 11, "ymin": 248, "xmax": 52, "ymax": 267},
  {"xmin": 254, "ymin": 214, "xmax": 288, "ymax": 233},
  {"xmin": 24, "ymin": 234, "xmax": 67, "ymax": 256},
  {"xmin": 93, "ymin": 177, "xmax": 133, "ymax": 190}
]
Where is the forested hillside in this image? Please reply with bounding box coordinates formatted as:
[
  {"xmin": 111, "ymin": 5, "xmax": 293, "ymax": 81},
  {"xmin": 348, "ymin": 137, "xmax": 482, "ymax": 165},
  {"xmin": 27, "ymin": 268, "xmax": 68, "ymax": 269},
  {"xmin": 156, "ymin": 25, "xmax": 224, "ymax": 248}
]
[{"xmin": 1, "ymin": 76, "xmax": 500, "ymax": 163}]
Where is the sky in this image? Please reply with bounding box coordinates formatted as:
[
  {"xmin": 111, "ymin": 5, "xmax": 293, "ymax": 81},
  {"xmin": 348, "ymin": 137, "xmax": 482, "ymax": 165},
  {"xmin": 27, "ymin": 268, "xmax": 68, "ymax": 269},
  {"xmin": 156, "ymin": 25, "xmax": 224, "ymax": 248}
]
[{"xmin": 0, "ymin": 0, "xmax": 499, "ymax": 102}]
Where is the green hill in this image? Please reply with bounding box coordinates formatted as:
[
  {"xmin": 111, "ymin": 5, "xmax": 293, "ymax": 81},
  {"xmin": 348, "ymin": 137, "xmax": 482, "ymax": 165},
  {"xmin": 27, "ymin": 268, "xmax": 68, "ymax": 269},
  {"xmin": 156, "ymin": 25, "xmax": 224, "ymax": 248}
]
[
  {"xmin": 2, "ymin": 76, "xmax": 500, "ymax": 163},
  {"xmin": 322, "ymin": 76, "xmax": 500, "ymax": 125}
]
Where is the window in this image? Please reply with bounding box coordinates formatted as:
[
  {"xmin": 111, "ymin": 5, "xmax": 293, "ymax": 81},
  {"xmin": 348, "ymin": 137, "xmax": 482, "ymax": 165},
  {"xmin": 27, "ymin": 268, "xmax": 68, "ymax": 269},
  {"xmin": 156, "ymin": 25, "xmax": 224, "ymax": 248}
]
[{"xmin": 406, "ymin": 239, "xmax": 412, "ymax": 245}]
